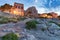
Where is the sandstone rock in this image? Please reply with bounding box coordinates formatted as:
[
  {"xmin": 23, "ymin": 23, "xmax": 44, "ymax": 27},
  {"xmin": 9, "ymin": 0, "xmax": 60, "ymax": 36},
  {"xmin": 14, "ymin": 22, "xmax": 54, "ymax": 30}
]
[{"xmin": 25, "ymin": 6, "xmax": 38, "ymax": 18}]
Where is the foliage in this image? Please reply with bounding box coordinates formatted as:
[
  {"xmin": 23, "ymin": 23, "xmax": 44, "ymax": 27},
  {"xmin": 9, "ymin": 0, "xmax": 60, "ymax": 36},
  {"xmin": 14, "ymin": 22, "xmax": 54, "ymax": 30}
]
[
  {"xmin": 31, "ymin": 20, "xmax": 39, "ymax": 24},
  {"xmin": 0, "ymin": 17, "xmax": 18, "ymax": 24},
  {"xmin": 0, "ymin": 17, "xmax": 9, "ymax": 24},
  {"xmin": 2, "ymin": 33, "xmax": 18, "ymax": 40},
  {"xmin": 26, "ymin": 20, "xmax": 37, "ymax": 30},
  {"xmin": 17, "ymin": 17, "xmax": 26, "ymax": 21},
  {"xmin": 49, "ymin": 21, "xmax": 60, "ymax": 27}
]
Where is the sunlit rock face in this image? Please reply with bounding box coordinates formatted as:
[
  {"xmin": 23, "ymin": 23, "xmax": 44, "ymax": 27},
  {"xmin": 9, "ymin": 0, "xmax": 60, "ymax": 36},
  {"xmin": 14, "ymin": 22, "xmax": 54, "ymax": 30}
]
[
  {"xmin": 10, "ymin": 2, "xmax": 24, "ymax": 16},
  {"xmin": 25, "ymin": 6, "xmax": 38, "ymax": 18}
]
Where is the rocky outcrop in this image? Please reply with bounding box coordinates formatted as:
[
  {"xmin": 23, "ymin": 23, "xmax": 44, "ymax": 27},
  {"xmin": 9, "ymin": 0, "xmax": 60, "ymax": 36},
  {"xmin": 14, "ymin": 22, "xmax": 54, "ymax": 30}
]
[
  {"xmin": 0, "ymin": 18, "xmax": 60, "ymax": 40},
  {"xmin": 25, "ymin": 6, "xmax": 38, "ymax": 18}
]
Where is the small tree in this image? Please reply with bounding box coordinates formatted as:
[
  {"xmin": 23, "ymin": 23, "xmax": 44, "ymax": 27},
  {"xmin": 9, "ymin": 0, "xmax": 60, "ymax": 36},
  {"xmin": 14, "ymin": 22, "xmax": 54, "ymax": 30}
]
[{"xmin": 2, "ymin": 33, "xmax": 18, "ymax": 40}]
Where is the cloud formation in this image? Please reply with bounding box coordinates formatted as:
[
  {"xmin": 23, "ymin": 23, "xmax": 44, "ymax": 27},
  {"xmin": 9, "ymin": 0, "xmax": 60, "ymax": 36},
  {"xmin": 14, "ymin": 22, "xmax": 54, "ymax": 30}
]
[
  {"xmin": 0, "ymin": 0, "xmax": 60, "ymax": 15},
  {"xmin": 34, "ymin": 0, "xmax": 60, "ymax": 15}
]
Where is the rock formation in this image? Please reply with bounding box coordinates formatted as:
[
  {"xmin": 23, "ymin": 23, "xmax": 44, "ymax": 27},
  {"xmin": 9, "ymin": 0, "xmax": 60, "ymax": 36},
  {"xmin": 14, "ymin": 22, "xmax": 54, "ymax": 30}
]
[{"xmin": 25, "ymin": 6, "xmax": 38, "ymax": 18}]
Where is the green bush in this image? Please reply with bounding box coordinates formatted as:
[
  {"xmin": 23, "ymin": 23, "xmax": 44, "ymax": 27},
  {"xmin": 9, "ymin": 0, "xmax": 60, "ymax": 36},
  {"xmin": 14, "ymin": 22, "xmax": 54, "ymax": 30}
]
[
  {"xmin": 26, "ymin": 21, "xmax": 36, "ymax": 30},
  {"xmin": 2, "ymin": 33, "xmax": 18, "ymax": 40},
  {"xmin": 31, "ymin": 20, "xmax": 39, "ymax": 24}
]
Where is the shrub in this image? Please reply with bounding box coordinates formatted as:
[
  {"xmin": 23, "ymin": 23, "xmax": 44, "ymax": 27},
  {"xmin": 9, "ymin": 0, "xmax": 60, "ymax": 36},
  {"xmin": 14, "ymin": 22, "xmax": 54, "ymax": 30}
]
[
  {"xmin": 49, "ymin": 21, "xmax": 60, "ymax": 27},
  {"xmin": 2, "ymin": 33, "xmax": 18, "ymax": 40},
  {"xmin": 26, "ymin": 21, "xmax": 36, "ymax": 30},
  {"xmin": 31, "ymin": 20, "xmax": 39, "ymax": 24}
]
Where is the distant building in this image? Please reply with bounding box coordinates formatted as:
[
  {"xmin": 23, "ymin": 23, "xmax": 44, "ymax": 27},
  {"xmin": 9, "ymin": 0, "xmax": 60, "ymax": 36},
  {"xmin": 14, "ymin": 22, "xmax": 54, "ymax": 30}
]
[
  {"xmin": 3, "ymin": 10, "xmax": 10, "ymax": 13},
  {"xmin": 0, "ymin": 4, "xmax": 12, "ymax": 13},
  {"xmin": 50, "ymin": 12, "xmax": 58, "ymax": 18},
  {"xmin": 47, "ymin": 13, "xmax": 52, "ymax": 18},
  {"xmin": 39, "ymin": 13, "xmax": 47, "ymax": 18},
  {"xmin": 47, "ymin": 15, "xmax": 52, "ymax": 18},
  {"xmin": 38, "ymin": 12, "xmax": 58, "ymax": 18},
  {"xmin": 0, "ymin": 8, "xmax": 1, "ymax": 12},
  {"xmin": 10, "ymin": 2, "xmax": 24, "ymax": 16},
  {"xmin": 58, "ymin": 16, "xmax": 60, "ymax": 19}
]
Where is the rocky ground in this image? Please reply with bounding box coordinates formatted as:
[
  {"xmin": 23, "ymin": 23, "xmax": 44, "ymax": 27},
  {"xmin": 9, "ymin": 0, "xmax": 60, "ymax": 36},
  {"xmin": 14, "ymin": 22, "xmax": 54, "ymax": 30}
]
[{"xmin": 0, "ymin": 18, "xmax": 60, "ymax": 40}]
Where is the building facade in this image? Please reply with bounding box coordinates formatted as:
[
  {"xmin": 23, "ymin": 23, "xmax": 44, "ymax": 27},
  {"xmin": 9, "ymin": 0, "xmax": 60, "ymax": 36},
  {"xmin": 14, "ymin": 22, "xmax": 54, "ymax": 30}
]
[
  {"xmin": 10, "ymin": 2, "xmax": 24, "ymax": 16},
  {"xmin": 38, "ymin": 12, "xmax": 58, "ymax": 18},
  {"xmin": 49, "ymin": 12, "xmax": 58, "ymax": 18}
]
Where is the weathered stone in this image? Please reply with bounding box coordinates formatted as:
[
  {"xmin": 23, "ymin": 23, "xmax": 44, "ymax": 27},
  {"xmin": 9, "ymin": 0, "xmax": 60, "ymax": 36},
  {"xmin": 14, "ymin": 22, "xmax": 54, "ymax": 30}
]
[{"xmin": 25, "ymin": 6, "xmax": 38, "ymax": 18}]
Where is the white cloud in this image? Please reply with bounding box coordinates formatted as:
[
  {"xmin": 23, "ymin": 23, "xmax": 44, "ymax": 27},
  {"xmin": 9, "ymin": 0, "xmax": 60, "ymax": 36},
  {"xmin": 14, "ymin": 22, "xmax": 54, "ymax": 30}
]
[
  {"xmin": 34, "ymin": 0, "xmax": 47, "ymax": 7},
  {"xmin": 24, "ymin": 0, "xmax": 60, "ymax": 15},
  {"xmin": 37, "ymin": 6, "xmax": 60, "ymax": 15},
  {"xmin": 50, "ymin": 6, "xmax": 60, "ymax": 15}
]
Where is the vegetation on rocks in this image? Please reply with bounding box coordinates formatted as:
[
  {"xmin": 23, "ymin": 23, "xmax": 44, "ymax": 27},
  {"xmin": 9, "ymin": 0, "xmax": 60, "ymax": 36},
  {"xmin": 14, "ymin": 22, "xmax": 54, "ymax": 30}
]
[
  {"xmin": 0, "ymin": 17, "xmax": 18, "ymax": 24},
  {"xmin": 49, "ymin": 21, "xmax": 60, "ymax": 27},
  {"xmin": 0, "ymin": 16, "xmax": 27, "ymax": 24},
  {"xmin": 2, "ymin": 33, "xmax": 18, "ymax": 40},
  {"xmin": 25, "ymin": 20, "xmax": 38, "ymax": 30},
  {"xmin": 17, "ymin": 17, "xmax": 26, "ymax": 21}
]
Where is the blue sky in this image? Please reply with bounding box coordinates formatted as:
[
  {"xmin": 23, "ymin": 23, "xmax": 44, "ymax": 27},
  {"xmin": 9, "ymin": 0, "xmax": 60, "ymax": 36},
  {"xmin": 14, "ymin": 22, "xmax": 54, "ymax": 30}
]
[{"xmin": 0, "ymin": 0, "xmax": 60, "ymax": 15}]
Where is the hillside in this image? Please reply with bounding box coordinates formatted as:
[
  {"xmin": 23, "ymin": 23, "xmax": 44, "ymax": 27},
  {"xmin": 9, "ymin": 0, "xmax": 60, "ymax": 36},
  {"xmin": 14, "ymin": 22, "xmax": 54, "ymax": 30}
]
[
  {"xmin": 0, "ymin": 11, "xmax": 18, "ymax": 18},
  {"xmin": 0, "ymin": 18, "xmax": 60, "ymax": 40}
]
